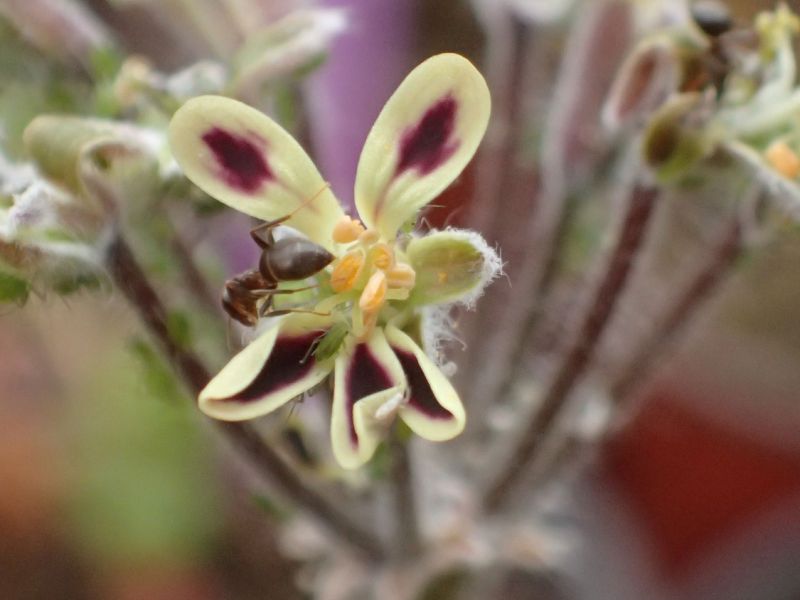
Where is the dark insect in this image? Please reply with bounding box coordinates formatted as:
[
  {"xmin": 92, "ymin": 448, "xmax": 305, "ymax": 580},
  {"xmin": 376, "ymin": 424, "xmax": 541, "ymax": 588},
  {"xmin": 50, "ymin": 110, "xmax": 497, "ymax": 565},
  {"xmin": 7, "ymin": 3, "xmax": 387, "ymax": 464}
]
[
  {"xmin": 222, "ymin": 193, "xmax": 336, "ymax": 326},
  {"xmin": 691, "ymin": 1, "xmax": 732, "ymax": 39}
]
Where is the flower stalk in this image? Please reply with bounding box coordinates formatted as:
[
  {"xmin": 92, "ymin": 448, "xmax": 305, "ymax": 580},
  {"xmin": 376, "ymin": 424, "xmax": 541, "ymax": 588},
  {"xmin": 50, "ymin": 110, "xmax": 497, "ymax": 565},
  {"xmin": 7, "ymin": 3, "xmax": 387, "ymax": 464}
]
[
  {"xmin": 389, "ymin": 429, "xmax": 421, "ymax": 559},
  {"xmin": 522, "ymin": 212, "xmax": 745, "ymax": 496},
  {"xmin": 609, "ymin": 215, "xmax": 744, "ymax": 402},
  {"xmin": 104, "ymin": 233, "xmax": 386, "ymax": 559},
  {"xmin": 482, "ymin": 180, "xmax": 659, "ymax": 511}
]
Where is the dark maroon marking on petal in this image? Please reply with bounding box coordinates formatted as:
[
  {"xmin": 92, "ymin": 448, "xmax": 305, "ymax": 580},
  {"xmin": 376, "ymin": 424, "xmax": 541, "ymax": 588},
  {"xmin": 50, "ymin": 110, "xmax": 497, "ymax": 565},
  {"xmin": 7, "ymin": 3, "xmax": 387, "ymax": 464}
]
[
  {"xmin": 395, "ymin": 95, "xmax": 459, "ymax": 176},
  {"xmin": 345, "ymin": 343, "xmax": 393, "ymax": 446},
  {"xmin": 223, "ymin": 332, "xmax": 322, "ymax": 403},
  {"xmin": 202, "ymin": 127, "xmax": 273, "ymax": 193},
  {"xmin": 394, "ymin": 348, "xmax": 453, "ymax": 420}
]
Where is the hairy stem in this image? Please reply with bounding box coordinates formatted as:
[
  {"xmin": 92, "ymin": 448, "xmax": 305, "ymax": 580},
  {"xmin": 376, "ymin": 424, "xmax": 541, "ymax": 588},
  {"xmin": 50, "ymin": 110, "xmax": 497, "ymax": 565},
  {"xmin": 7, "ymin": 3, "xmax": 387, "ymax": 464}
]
[
  {"xmin": 105, "ymin": 234, "xmax": 386, "ymax": 559},
  {"xmin": 169, "ymin": 230, "xmax": 221, "ymax": 315},
  {"xmin": 482, "ymin": 182, "xmax": 659, "ymax": 511},
  {"xmin": 610, "ymin": 216, "xmax": 742, "ymax": 400},
  {"xmin": 389, "ymin": 431, "xmax": 420, "ymax": 559},
  {"xmin": 522, "ymin": 215, "xmax": 744, "ymax": 494}
]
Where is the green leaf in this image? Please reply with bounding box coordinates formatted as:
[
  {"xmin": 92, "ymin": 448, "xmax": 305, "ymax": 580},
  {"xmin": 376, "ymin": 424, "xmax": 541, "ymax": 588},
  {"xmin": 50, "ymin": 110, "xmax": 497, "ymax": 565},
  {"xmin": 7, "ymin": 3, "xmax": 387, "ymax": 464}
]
[{"xmin": 0, "ymin": 271, "xmax": 29, "ymax": 304}]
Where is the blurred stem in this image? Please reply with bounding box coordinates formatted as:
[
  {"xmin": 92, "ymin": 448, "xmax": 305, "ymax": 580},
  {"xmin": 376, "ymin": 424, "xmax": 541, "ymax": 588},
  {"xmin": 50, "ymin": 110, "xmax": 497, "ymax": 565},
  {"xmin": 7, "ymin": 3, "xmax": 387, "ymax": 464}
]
[
  {"xmin": 609, "ymin": 215, "xmax": 743, "ymax": 401},
  {"xmin": 482, "ymin": 181, "xmax": 659, "ymax": 512},
  {"xmin": 168, "ymin": 226, "xmax": 220, "ymax": 315},
  {"xmin": 389, "ymin": 430, "xmax": 420, "ymax": 559},
  {"xmin": 469, "ymin": 16, "xmax": 532, "ymax": 238},
  {"xmin": 523, "ymin": 213, "xmax": 744, "ymax": 494},
  {"xmin": 105, "ymin": 234, "xmax": 386, "ymax": 560},
  {"xmin": 493, "ymin": 191, "xmax": 577, "ymax": 402}
]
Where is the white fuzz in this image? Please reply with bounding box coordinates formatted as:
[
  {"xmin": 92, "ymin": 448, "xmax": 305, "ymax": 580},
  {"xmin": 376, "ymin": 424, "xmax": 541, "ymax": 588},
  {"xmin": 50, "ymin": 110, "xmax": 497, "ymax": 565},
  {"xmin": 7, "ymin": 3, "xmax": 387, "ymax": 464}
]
[{"xmin": 440, "ymin": 227, "xmax": 504, "ymax": 310}]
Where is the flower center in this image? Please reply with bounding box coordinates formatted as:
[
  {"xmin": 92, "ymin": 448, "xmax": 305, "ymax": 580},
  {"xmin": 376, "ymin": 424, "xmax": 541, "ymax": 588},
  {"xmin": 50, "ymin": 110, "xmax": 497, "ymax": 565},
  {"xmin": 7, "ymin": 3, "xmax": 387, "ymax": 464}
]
[{"xmin": 327, "ymin": 215, "xmax": 417, "ymax": 338}]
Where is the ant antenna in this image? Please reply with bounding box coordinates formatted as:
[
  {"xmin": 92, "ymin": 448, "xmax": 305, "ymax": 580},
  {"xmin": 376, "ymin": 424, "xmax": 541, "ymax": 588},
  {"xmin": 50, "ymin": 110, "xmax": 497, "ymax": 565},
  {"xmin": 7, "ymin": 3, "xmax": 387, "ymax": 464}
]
[{"xmin": 288, "ymin": 182, "xmax": 332, "ymax": 219}]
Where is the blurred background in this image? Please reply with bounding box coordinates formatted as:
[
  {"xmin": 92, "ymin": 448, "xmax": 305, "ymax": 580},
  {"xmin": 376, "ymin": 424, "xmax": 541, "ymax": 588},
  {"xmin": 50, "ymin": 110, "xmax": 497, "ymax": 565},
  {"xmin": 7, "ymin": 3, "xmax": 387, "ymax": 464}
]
[{"xmin": 3, "ymin": 0, "xmax": 800, "ymax": 599}]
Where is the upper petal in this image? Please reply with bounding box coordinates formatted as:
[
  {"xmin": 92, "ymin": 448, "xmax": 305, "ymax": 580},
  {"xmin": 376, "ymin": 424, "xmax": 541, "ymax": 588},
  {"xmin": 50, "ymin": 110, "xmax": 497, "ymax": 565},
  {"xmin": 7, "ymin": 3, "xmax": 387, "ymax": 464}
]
[
  {"xmin": 199, "ymin": 314, "xmax": 334, "ymax": 421},
  {"xmin": 385, "ymin": 325, "xmax": 466, "ymax": 441},
  {"xmin": 169, "ymin": 96, "xmax": 344, "ymax": 249},
  {"xmin": 354, "ymin": 54, "xmax": 491, "ymax": 239},
  {"xmin": 331, "ymin": 329, "xmax": 406, "ymax": 469}
]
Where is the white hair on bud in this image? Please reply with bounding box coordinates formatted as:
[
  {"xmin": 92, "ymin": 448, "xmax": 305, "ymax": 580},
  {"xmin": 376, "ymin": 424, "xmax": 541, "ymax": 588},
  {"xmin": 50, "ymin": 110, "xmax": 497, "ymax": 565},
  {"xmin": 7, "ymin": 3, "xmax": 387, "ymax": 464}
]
[{"xmin": 440, "ymin": 227, "xmax": 504, "ymax": 310}]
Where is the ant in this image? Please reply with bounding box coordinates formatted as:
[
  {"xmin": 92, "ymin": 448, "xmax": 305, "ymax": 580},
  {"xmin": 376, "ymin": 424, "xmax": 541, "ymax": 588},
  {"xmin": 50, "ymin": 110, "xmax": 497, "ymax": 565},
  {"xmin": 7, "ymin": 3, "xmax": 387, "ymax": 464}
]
[{"xmin": 223, "ymin": 187, "xmax": 336, "ymax": 326}]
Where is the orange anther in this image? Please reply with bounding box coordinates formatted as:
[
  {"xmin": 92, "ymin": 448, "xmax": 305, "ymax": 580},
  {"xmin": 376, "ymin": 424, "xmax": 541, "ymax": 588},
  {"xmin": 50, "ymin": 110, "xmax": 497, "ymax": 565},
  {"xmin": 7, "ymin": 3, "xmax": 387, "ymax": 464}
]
[
  {"xmin": 330, "ymin": 251, "xmax": 365, "ymax": 292},
  {"xmin": 386, "ymin": 263, "xmax": 416, "ymax": 289},
  {"xmin": 359, "ymin": 270, "xmax": 387, "ymax": 313},
  {"xmin": 766, "ymin": 141, "xmax": 800, "ymax": 179},
  {"xmin": 358, "ymin": 229, "xmax": 380, "ymax": 245},
  {"xmin": 369, "ymin": 243, "xmax": 394, "ymax": 270},
  {"xmin": 332, "ymin": 216, "xmax": 365, "ymax": 244}
]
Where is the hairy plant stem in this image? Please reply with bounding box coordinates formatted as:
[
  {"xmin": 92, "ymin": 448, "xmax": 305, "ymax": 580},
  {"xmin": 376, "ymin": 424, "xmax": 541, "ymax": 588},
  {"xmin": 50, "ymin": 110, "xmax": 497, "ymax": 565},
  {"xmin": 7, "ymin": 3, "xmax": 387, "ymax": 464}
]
[
  {"xmin": 482, "ymin": 182, "xmax": 659, "ymax": 511},
  {"xmin": 105, "ymin": 234, "xmax": 386, "ymax": 559},
  {"xmin": 389, "ymin": 431, "xmax": 420, "ymax": 559},
  {"xmin": 610, "ymin": 216, "xmax": 743, "ymax": 401},
  {"xmin": 169, "ymin": 231, "xmax": 221, "ymax": 315},
  {"xmin": 521, "ymin": 214, "xmax": 745, "ymax": 494}
]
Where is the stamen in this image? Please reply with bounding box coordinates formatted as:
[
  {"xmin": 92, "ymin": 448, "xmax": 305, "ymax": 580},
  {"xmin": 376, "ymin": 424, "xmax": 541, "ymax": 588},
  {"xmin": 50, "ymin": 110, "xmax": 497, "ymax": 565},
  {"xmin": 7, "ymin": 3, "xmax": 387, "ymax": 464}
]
[
  {"xmin": 332, "ymin": 216, "xmax": 366, "ymax": 244},
  {"xmin": 766, "ymin": 140, "xmax": 800, "ymax": 179},
  {"xmin": 358, "ymin": 229, "xmax": 380, "ymax": 245},
  {"xmin": 369, "ymin": 243, "xmax": 394, "ymax": 270},
  {"xmin": 385, "ymin": 263, "xmax": 416, "ymax": 289},
  {"xmin": 359, "ymin": 270, "xmax": 387, "ymax": 314},
  {"xmin": 330, "ymin": 250, "xmax": 365, "ymax": 292}
]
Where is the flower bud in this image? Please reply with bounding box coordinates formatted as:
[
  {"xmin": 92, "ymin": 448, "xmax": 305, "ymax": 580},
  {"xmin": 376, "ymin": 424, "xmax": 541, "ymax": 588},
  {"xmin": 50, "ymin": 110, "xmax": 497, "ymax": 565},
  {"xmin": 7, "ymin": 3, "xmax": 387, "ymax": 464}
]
[
  {"xmin": 642, "ymin": 93, "xmax": 713, "ymax": 181},
  {"xmin": 23, "ymin": 115, "xmax": 162, "ymax": 210},
  {"xmin": 407, "ymin": 229, "xmax": 501, "ymax": 307},
  {"xmin": 603, "ymin": 38, "xmax": 681, "ymax": 133}
]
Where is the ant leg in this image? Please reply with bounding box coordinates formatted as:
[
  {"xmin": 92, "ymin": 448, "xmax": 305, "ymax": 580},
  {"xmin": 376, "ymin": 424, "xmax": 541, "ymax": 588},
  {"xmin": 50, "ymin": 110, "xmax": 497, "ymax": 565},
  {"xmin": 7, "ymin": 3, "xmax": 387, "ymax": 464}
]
[{"xmin": 261, "ymin": 308, "xmax": 332, "ymax": 318}]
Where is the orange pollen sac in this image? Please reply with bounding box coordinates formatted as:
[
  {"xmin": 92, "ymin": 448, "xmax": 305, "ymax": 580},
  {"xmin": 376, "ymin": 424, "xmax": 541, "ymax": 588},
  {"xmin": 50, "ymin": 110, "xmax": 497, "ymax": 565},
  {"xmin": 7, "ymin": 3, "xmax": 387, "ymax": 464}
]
[
  {"xmin": 386, "ymin": 263, "xmax": 416, "ymax": 289},
  {"xmin": 766, "ymin": 141, "xmax": 800, "ymax": 179},
  {"xmin": 332, "ymin": 216, "xmax": 366, "ymax": 244},
  {"xmin": 330, "ymin": 251, "xmax": 365, "ymax": 292},
  {"xmin": 359, "ymin": 270, "xmax": 387, "ymax": 313},
  {"xmin": 369, "ymin": 243, "xmax": 394, "ymax": 270},
  {"xmin": 358, "ymin": 229, "xmax": 380, "ymax": 245}
]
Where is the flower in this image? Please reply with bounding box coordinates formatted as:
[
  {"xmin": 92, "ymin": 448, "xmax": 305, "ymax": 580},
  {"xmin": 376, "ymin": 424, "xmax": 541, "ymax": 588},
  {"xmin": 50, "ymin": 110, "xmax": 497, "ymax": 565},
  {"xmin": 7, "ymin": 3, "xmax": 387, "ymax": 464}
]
[{"xmin": 169, "ymin": 53, "xmax": 497, "ymax": 469}]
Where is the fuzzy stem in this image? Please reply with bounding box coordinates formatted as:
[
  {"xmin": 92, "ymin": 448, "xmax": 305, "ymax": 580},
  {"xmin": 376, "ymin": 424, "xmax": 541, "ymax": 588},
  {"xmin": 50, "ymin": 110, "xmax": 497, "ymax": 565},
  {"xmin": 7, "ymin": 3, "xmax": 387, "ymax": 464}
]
[
  {"xmin": 609, "ymin": 216, "xmax": 743, "ymax": 401},
  {"xmin": 105, "ymin": 234, "xmax": 386, "ymax": 559},
  {"xmin": 389, "ymin": 431, "xmax": 420, "ymax": 559},
  {"xmin": 482, "ymin": 182, "xmax": 659, "ymax": 512},
  {"xmin": 168, "ymin": 231, "xmax": 221, "ymax": 315},
  {"xmin": 522, "ymin": 214, "xmax": 744, "ymax": 494}
]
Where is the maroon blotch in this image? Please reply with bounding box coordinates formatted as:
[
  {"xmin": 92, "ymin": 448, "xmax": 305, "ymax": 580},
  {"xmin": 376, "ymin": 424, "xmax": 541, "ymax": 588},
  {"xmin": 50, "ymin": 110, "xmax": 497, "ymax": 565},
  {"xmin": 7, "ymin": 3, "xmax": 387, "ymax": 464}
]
[
  {"xmin": 394, "ymin": 349, "xmax": 453, "ymax": 420},
  {"xmin": 345, "ymin": 343, "xmax": 393, "ymax": 445},
  {"xmin": 396, "ymin": 95, "xmax": 459, "ymax": 176},
  {"xmin": 223, "ymin": 332, "xmax": 321, "ymax": 403},
  {"xmin": 202, "ymin": 127, "xmax": 272, "ymax": 193}
]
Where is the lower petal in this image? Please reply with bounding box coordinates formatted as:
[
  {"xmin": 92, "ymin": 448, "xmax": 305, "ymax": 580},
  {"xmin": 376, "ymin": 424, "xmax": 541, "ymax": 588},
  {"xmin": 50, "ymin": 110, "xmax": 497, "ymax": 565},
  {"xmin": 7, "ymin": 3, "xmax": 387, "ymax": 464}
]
[
  {"xmin": 199, "ymin": 314, "xmax": 334, "ymax": 421},
  {"xmin": 331, "ymin": 329, "xmax": 406, "ymax": 469},
  {"xmin": 385, "ymin": 325, "xmax": 466, "ymax": 441}
]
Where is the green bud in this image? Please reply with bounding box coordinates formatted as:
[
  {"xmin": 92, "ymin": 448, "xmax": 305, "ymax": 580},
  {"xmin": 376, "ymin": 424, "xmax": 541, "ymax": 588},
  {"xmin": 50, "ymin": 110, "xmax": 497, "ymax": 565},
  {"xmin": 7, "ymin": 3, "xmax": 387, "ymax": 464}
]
[
  {"xmin": 407, "ymin": 230, "xmax": 501, "ymax": 306},
  {"xmin": 23, "ymin": 116, "xmax": 161, "ymax": 206},
  {"xmin": 642, "ymin": 93, "xmax": 713, "ymax": 182}
]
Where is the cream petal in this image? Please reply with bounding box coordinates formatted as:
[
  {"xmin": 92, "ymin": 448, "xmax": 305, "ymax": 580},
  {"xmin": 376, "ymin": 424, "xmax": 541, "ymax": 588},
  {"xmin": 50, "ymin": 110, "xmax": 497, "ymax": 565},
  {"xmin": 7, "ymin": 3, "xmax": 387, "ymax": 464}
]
[
  {"xmin": 331, "ymin": 329, "xmax": 406, "ymax": 469},
  {"xmin": 199, "ymin": 314, "xmax": 334, "ymax": 421},
  {"xmin": 169, "ymin": 95, "xmax": 344, "ymax": 250},
  {"xmin": 385, "ymin": 325, "xmax": 466, "ymax": 441},
  {"xmin": 354, "ymin": 53, "xmax": 491, "ymax": 239}
]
